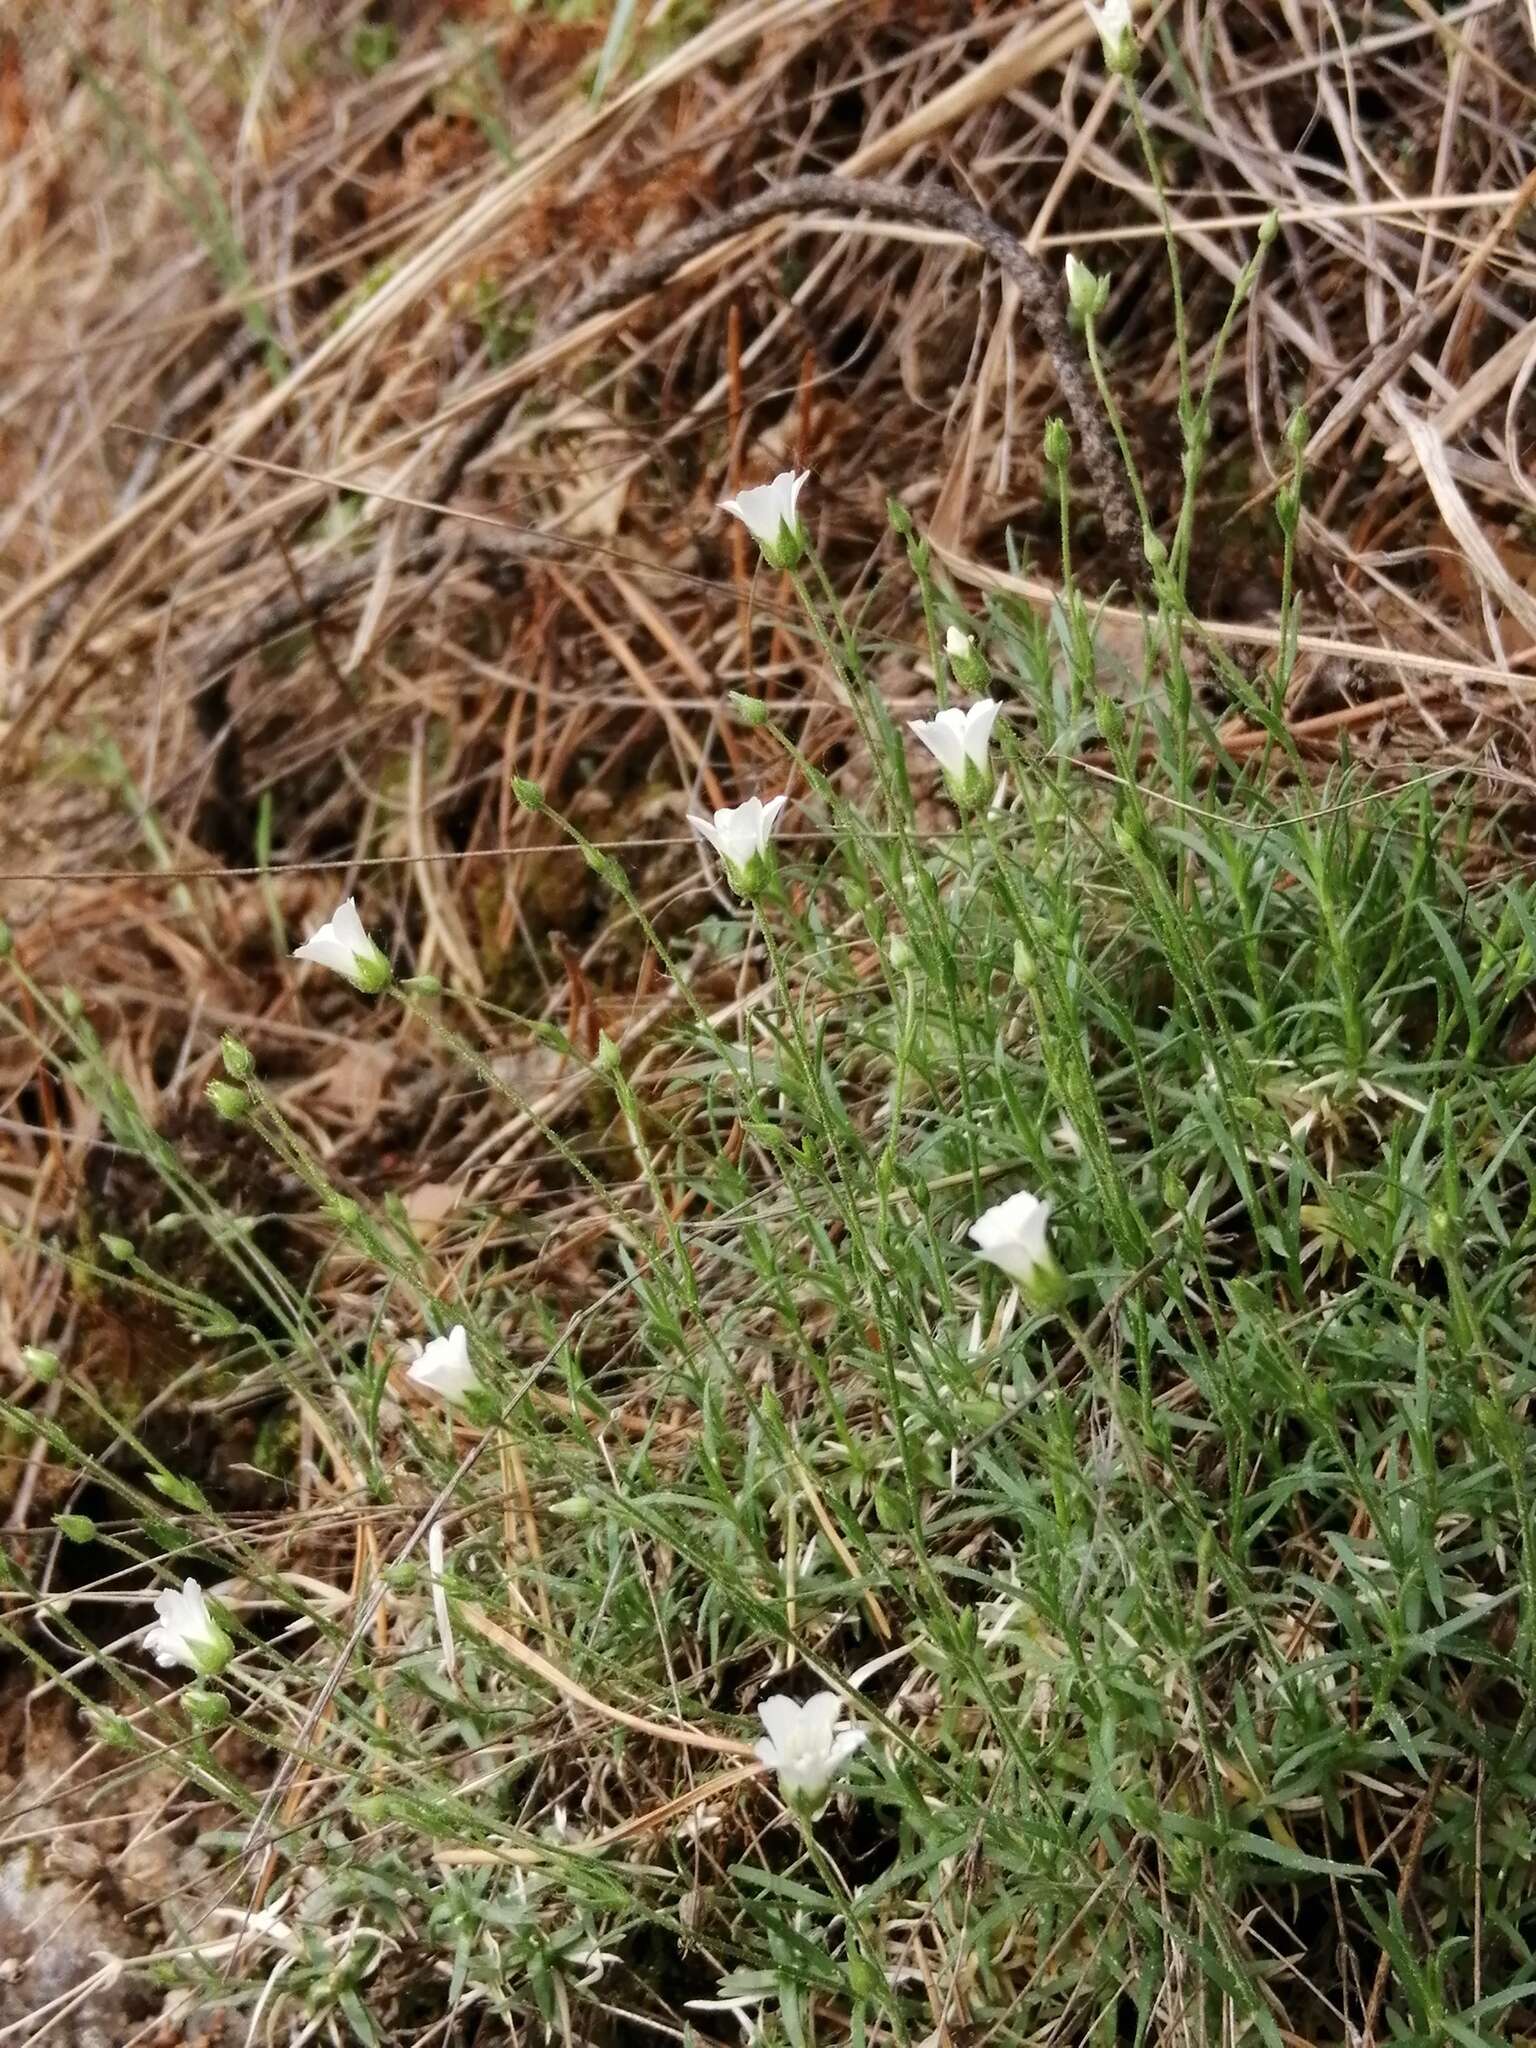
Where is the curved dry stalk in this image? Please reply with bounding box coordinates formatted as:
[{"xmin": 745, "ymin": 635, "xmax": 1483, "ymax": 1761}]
[{"xmin": 429, "ymin": 174, "xmax": 1144, "ymax": 575}]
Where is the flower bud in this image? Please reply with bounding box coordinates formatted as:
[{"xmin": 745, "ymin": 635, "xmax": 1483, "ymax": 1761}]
[
  {"xmin": 55, "ymin": 1513, "xmax": 96, "ymax": 1542},
  {"xmin": 401, "ymin": 974, "xmax": 442, "ymax": 997},
  {"xmin": 21, "ymin": 1345, "xmax": 60, "ymax": 1382},
  {"xmin": 729, "ymin": 691, "xmax": 768, "ymax": 728},
  {"xmin": 183, "ymin": 1687, "xmax": 230, "ymax": 1730},
  {"xmin": 100, "ymin": 1234, "xmax": 135, "ymax": 1263},
  {"xmin": 1064, "ymin": 252, "xmax": 1111, "ymax": 324},
  {"xmin": 944, "ymin": 624, "xmax": 990, "ymax": 692},
  {"xmin": 511, "ymin": 777, "xmax": 544, "ymax": 813},
  {"xmin": 1087, "ymin": 0, "xmax": 1137, "ymax": 72},
  {"xmin": 221, "ymin": 1034, "xmax": 255, "ymax": 1079},
  {"xmin": 1043, "ymin": 416, "xmax": 1071, "ymax": 470},
  {"xmin": 551, "ymin": 1492, "xmax": 596, "ymax": 1523},
  {"xmin": 1285, "ymin": 406, "xmax": 1310, "ymax": 455},
  {"xmin": 206, "ymin": 1081, "xmax": 249, "ymax": 1122}
]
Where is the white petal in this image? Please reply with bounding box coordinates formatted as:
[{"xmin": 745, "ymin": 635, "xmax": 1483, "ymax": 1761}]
[
  {"xmin": 828, "ymin": 1727, "xmax": 866, "ymax": 1769},
  {"xmin": 758, "ymin": 793, "xmax": 789, "ymax": 842},
  {"xmin": 730, "ymin": 795, "xmax": 765, "ymax": 843},
  {"xmin": 292, "ymin": 928, "xmax": 348, "ymax": 972},
  {"xmin": 800, "ymin": 1691, "xmax": 844, "ymax": 1748},
  {"xmin": 755, "ymin": 1693, "xmax": 805, "ymax": 1755},
  {"xmin": 909, "ymin": 711, "xmax": 969, "ymax": 782},
  {"xmin": 688, "ymin": 813, "xmax": 723, "ymax": 857},
  {"xmin": 962, "ymin": 699, "xmax": 1001, "ymax": 770},
  {"xmin": 408, "ymin": 1323, "xmax": 478, "ymax": 1402},
  {"xmin": 327, "ymin": 898, "xmax": 369, "ymax": 952}
]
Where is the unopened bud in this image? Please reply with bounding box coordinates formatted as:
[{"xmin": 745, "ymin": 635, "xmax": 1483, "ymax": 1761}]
[
  {"xmin": 1064, "ymin": 252, "xmax": 1111, "ymax": 323},
  {"xmin": 183, "ymin": 1688, "xmax": 230, "ymax": 1730},
  {"xmin": 206, "ymin": 1081, "xmax": 248, "ymax": 1122},
  {"xmin": 729, "ymin": 691, "xmax": 768, "ymax": 728},
  {"xmin": 221, "ymin": 1035, "xmax": 254, "ymax": 1079}
]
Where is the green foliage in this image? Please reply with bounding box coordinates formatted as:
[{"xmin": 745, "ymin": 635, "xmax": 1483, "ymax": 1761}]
[{"xmin": 5, "ymin": 70, "xmax": 1533, "ymax": 2037}]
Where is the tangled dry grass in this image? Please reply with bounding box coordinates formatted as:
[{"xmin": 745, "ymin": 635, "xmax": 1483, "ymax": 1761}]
[{"xmin": 2, "ymin": 2, "xmax": 1536, "ymax": 2042}]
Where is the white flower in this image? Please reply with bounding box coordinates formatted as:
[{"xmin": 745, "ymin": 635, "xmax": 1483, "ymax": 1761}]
[
  {"xmin": 292, "ymin": 896, "xmax": 391, "ymax": 993},
  {"xmin": 407, "ymin": 1323, "xmax": 480, "ymax": 1406},
  {"xmin": 1065, "ymin": 252, "xmax": 1110, "ymax": 322},
  {"xmin": 945, "ymin": 625, "xmax": 974, "ymax": 660},
  {"xmin": 719, "ymin": 470, "xmax": 810, "ymax": 570},
  {"xmin": 1085, "ymin": 0, "xmax": 1136, "ymax": 66},
  {"xmin": 689, "ymin": 793, "xmax": 789, "ymax": 895},
  {"xmin": 754, "ymin": 1691, "xmax": 865, "ymax": 1811},
  {"xmin": 968, "ymin": 1190, "xmax": 1063, "ymax": 1303},
  {"xmin": 908, "ymin": 698, "xmax": 1000, "ymax": 802},
  {"xmin": 143, "ymin": 1578, "xmax": 233, "ymax": 1677}
]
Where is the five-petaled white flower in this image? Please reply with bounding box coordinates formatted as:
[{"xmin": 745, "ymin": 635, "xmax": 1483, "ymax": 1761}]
[
  {"xmin": 719, "ymin": 470, "xmax": 811, "ymax": 571},
  {"xmin": 689, "ymin": 794, "xmax": 789, "ymax": 896},
  {"xmin": 908, "ymin": 698, "xmax": 1000, "ymax": 804},
  {"xmin": 1085, "ymin": 0, "xmax": 1136, "ymax": 67},
  {"xmin": 292, "ymin": 897, "xmax": 391, "ymax": 994},
  {"xmin": 754, "ymin": 1691, "xmax": 865, "ymax": 1812},
  {"xmin": 407, "ymin": 1323, "xmax": 480, "ymax": 1406},
  {"xmin": 968, "ymin": 1190, "xmax": 1064, "ymax": 1304},
  {"xmin": 144, "ymin": 1577, "xmax": 234, "ymax": 1677}
]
